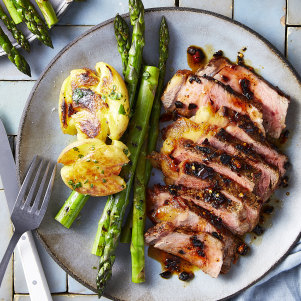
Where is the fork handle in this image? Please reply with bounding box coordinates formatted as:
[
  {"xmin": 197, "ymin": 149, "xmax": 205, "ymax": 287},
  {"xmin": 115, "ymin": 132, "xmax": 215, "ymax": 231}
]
[{"xmin": 0, "ymin": 231, "xmax": 22, "ymax": 286}]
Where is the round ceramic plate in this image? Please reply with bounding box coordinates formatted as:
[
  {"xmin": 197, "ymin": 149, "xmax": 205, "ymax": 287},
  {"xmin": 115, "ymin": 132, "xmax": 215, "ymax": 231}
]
[
  {"xmin": 16, "ymin": 7, "xmax": 301, "ymax": 301},
  {"xmin": 0, "ymin": 0, "xmax": 72, "ymax": 56}
]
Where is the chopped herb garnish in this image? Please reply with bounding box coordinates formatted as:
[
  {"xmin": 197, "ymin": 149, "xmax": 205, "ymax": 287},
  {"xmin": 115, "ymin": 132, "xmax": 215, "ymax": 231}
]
[
  {"xmin": 86, "ymin": 159, "xmax": 91, "ymax": 162},
  {"xmin": 84, "ymin": 179, "xmax": 89, "ymax": 184},
  {"xmin": 68, "ymin": 180, "xmax": 74, "ymax": 185},
  {"xmin": 78, "ymin": 154, "xmax": 84, "ymax": 158},
  {"xmin": 72, "ymin": 88, "xmax": 84, "ymax": 103},
  {"xmin": 102, "ymin": 179, "xmax": 107, "ymax": 183},
  {"xmin": 123, "ymin": 148, "xmax": 129, "ymax": 155},
  {"xmin": 73, "ymin": 147, "xmax": 79, "ymax": 152},
  {"xmin": 93, "ymin": 160, "xmax": 99, "ymax": 163},
  {"xmin": 90, "ymin": 183, "xmax": 94, "ymax": 188},
  {"xmin": 101, "ymin": 170, "xmax": 104, "ymax": 174},
  {"xmin": 118, "ymin": 104, "xmax": 126, "ymax": 115}
]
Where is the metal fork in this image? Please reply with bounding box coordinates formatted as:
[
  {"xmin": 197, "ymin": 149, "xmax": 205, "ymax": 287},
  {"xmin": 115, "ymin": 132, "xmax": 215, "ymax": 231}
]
[{"xmin": 0, "ymin": 156, "xmax": 56, "ymax": 286}]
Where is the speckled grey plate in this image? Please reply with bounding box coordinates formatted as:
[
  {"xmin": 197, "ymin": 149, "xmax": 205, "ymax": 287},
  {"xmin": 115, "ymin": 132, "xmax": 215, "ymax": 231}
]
[
  {"xmin": 0, "ymin": 0, "xmax": 72, "ymax": 56},
  {"xmin": 16, "ymin": 7, "xmax": 301, "ymax": 301}
]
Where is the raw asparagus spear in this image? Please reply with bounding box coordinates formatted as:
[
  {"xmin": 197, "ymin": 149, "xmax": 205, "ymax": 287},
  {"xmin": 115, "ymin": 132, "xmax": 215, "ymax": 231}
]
[
  {"xmin": 2, "ymin": 0, "xmax": 22, "ymax": 24},
  {"xmin": 12, "ymin": 0, "xmax": 53, "ymax": 48},
  {"xmin": 145, "ymin": 16, "xmax": 169, "ymax": 183},
  {"xmin": 0, "ymin": 26, "xmax": 30, "ymax": 75},
  {"xmin": 114, "ymin": 14, "xmax": 131, "ymax": 77},
  {"xmin": 0, "ymin": 5, "xmax": 30, "ymax": 51},
  {"xmin": 96, "ymin": 66, "xmax": 159, "ymax": 297},
  {"xmin": 35, "ymin": 0, "xmax": 58, "ymax": 28},
  {"xmin": 55, "ymin": 191, "xmax": 89, "ymax": 228},
  {"xmin": 124, "ymin": 0, "xmax": 145, "ymax": 109},
  {"xmin": 130, "ymin": 137, "xmax": 147, "ymax": 283}
]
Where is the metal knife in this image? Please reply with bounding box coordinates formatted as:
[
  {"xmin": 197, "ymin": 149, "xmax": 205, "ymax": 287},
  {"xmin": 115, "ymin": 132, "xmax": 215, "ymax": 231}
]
[{"xmin": 0, "ymin": 119, "xmax": 52, "ymax": 301}]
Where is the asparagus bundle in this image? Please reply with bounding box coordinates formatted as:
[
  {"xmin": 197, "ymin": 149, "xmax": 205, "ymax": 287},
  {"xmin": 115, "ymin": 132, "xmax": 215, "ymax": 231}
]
[
  {"xmin": 12, "ymin": 0, "xmax": 53, "ymax": 48},
  {"xmin": 35, "ymin": 0, "xmax": 58, "ymax": 28},
  {"xmin": 0, "ymin": 5, "xmax": 30, "ymax": 51},
  {"xmin": 0, "ymin": 25, "xmax": 30, "ymax": 75},
  {"xmin": 2, "ymin": 0, "xmax": 22, "ymax": 24},
  {"xmin": 96, "ymin": 66, "xmax": 159, "ymax": 296},
  {"xmin": 130, "ymin": 16, "xmax": 169, "ymax": 283}
]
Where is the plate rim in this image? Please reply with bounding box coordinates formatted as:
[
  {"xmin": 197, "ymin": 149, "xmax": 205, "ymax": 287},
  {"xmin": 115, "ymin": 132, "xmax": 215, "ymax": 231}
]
[{"xmin": 16, "ymin": 6, "xmax": 301, "ymax": 301}]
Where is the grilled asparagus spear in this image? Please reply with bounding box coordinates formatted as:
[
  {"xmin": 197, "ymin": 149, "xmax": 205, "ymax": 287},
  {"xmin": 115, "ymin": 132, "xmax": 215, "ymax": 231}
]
[
  {"xmin": 35, "ymin": 0, "xmax": 58, "ymax": 28},
  {"xmin": 2, "ymin": 0, "xmax": 22, "ymax": 24},
  {"xmin": 124, "ymin": 0, "xmax": 145, "ymax": 109},
  {"xmin": 0, "ymin": 5, "xmax": 30, "ymax": 52},
  {"xmin": 0, "ymin": 26, "xmax": 30, "ymax": 76},
  {"xmin": 114, "ymin": 14, "xmax": 131, "ymax": 77},
  {"xmin": 12, "ymin": 0, "xmax": 53, "ymax": 48}
]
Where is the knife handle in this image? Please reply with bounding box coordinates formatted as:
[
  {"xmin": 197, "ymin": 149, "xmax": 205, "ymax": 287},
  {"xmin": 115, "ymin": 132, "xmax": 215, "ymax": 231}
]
[{"xmin": 17, "ymin": 232, "xmax": 53, "ymax": 301}]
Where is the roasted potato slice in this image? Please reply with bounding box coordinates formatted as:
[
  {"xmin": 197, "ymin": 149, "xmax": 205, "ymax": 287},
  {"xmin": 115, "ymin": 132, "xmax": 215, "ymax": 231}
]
[
  {"xmin": 59, "ymin": 62, "xmax": 129, "ymax": 141},
  {"xmin": 58, "ymin": 139, "xmax": 130, "ymax": 196}
]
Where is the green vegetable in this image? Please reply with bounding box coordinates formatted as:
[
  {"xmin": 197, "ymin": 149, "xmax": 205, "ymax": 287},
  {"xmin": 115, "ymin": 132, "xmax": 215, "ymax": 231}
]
[
  {"xmin": 91, "ymin": 195, "xmax": 115, "ymax": 256},
  {"xmin": 55, "ymin": 191, "xmax": 89, "ymax": 228},
  {"xmin": 130, "ymin": 137, "xmax": 147, "ymax": 283},
  {"xmin": 0, "ymin": 5, "xmax": 30, "ymax": 51},
  {"xmin": 114, "ymin": 14, "xmax": 131, "ymax": 77},
  {"xmin": 124, "ymin": 0, "xmax": 145, "ymax": 109},
  {"xmin": 0, "ymin": 26, "xmax": 31, "ymax": 76},
  {"xmin": 35, "ymin": 0, "xmax": 58, "ymax": 28},
  {"xmin": 2, "ymin": 0, "xmax": 22, "ymax": 24},
  {"xmin": 96, "ymin": 65, "xmax": 159, "ymax": 297},
  {"xmin": 12, "ymin": 0, "xmax": 53, "ymax": 48},
  {"xmin": 145, "ymin": 16, "xmax": 169, "ymax": 184}
]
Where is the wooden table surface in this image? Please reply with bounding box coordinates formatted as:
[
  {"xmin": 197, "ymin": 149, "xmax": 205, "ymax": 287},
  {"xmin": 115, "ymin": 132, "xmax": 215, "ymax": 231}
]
[{"xmin": 0, "ymin": 0, "xmax": 301, "ymax": 300}]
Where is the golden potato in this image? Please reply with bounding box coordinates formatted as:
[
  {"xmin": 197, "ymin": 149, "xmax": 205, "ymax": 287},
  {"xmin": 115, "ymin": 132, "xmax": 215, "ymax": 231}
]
[
  {"xmin": 59, "ymin": 63, "xmax": 129, "ymax": 141},
  {"xmin": 58, "ymin": 138, "xmax": 130, "ymax": 196}
]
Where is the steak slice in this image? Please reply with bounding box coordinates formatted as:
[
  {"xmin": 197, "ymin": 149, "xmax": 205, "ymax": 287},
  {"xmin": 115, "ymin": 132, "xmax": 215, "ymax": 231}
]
[
  {"xmin": 147, "ymin": 185, "xmax": 249, "ymax": 272},
  {"xmin": 161, "ymin": 70, "xmax": 264, "ymax": 131},
  {"xmin": 145, "ymin": 222, "xmax": 224, "ymax": 278},
  {"xmin": 171, "ymin": 138, "xmax": 262, "ymax": 194},
  {"xmin": 150, "ymin": 153, "xmax": 260, "ymax": 234},
  {"xmin": 197, "ymin": 56, "xmax": 290, "ymax": 138}
]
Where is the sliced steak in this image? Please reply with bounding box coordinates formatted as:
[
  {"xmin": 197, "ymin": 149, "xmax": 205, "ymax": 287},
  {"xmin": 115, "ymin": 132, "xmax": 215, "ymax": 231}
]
[
  {"xmin": 147, "ymin": 185, "xmax": 249, "ymax": 272},
  {"xmin": 197, "ymin": 57, "xmax": 290, "ymax": 138},
  {"xmin": 151, "ymin": 153, "xmax": 260, "ymax": 234},
  {"xmin": 145, "ymin": 222, "xmax": 224, "ymax": 278},
  {"xmin": 161, "ymin": 70, "xmax": 263, "ymax": 131},
  {"xmin": 162, "ymin": 117, "xmax": 283, "ymax": 190},
  {"xmin": 171, "ymin": 138, "xmax": 262, "ymax": 194}
]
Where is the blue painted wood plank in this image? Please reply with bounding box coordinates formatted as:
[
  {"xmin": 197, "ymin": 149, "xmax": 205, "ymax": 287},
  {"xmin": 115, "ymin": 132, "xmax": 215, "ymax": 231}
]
[
  {"xmin": 287, "ymin": 27, "xmax": 301, "ymax": 76},
  {"xmin": 0, "ymin": 81, "xmax": 35, "ymax": 135},
  {"xmin": 234, "ymin": 0, "xmax": 286, "ymax": 54},
  {"xmin": 180, "ymin": 0, "xmax": 233, "ymax": 18},
  {"xmin": 0, "ymin": 191, "xmax": 13, "ymax": 301},
  {"xmin": 68, "ymin": 275, "xmax": 94, "ymax": 294},
  {"xmin": 287, "ymin": 0, "xmax": 301, "ymax": 25},
  {"xmin": 59, "ymin": 0, "xmax": 175, "ymax": 26},
  {"xmin": 14, "ymin": 235, "xmax": 67, "ymax": 293},
  {"xmin": 0, "ymin": 26, "xmax": 92, "ymax": 80}
]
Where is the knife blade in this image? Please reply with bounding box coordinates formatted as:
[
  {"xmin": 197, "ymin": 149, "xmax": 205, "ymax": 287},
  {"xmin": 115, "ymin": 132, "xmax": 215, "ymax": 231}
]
[{"xmin": 0, "ymin": 119, "xmax": 52, "ymax": 301}]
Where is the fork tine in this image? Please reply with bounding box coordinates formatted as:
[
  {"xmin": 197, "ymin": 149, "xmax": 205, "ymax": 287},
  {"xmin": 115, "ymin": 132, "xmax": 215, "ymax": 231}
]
[
  {"xmin": 13, "ymin": 156, "xmax": 41, "ymax": 209},
  {"xmin": 36, "ymin": 163, "xmax": 56, "ymax": 218},
  {"xmin": 31, "ymin": 160, "xmax": 51, "ymax": 213},
  {"xmin": 22, "ymin": 159, "xmax": 45, "ymax": 209}
]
